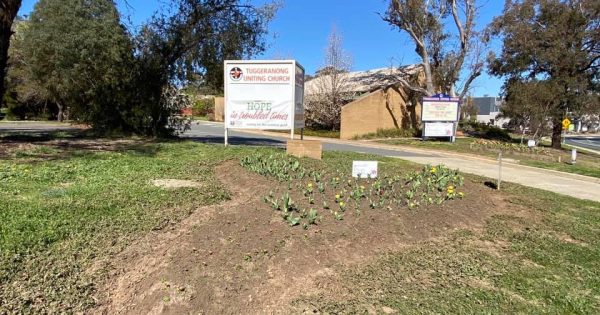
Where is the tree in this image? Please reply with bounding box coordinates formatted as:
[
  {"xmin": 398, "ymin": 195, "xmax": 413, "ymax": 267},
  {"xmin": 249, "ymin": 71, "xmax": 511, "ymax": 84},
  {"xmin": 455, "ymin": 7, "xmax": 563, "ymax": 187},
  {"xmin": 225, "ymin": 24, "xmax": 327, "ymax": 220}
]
[
  {"xmin": 0, "ymin": 0, "xmax": 22, "ymax": 101},
  {"xmin": 305, "ymin": 27, "xmax": 353, "ymax": 130},
  {"xmin": 381, "ymin": 0, "xmax": 485, "ymax": 99},
  {"xmin": 489, "ymin": 0, "xmax": 600, "ymax": 148},
  {"xmin": 14, "ymin": 0, "xmax": 276, "ymax": 135},
  {"xmin": 122, "ymin": 0, "xmax": 277, "ymax": 135},
  {"xmin": 22, "ymin": 0, "xmax": 133, "ymax": 123},
  {"xmin": 4, "ymin": 18, "xmax": 54, "ymax": 119}
]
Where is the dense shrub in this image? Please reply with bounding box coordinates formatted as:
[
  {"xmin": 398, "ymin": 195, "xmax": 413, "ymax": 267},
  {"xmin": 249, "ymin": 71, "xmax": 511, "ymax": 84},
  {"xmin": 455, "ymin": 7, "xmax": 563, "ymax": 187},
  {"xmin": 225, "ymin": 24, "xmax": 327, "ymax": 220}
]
[
  {"xmin": 353, "ymin": 128, "xmax": 420, "ymax": 140},
  {"xmin": 192, "ymin": 98, "xmax": 214, "ymax": 116},
  {"xmin": 459, "ymin": 120, "xmax": 511, "ymax": 142}
]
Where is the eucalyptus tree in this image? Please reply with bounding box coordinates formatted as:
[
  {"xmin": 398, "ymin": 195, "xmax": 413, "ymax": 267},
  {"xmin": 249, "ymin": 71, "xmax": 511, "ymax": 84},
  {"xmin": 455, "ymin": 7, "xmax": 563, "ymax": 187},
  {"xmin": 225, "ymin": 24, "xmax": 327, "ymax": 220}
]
[
  {"xmin": 381, "ymin": 0, "xmax": 485, "ymax": 99},
  {"xmin": 489, "ymin": 0, "xmax": 599, "ymax": 148}
]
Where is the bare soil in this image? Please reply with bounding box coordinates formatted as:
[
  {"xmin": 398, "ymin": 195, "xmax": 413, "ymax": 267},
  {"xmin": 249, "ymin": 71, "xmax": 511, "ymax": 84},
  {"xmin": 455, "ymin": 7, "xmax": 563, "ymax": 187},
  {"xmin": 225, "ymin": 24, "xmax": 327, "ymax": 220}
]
[{"xmin": 92, "ymin": 160, "xmax": 530, "ymax": 314}]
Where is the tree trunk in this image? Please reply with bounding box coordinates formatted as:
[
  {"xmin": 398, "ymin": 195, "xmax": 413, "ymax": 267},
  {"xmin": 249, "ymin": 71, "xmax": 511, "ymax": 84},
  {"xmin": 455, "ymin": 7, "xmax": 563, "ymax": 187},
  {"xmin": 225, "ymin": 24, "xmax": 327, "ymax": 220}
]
[
  {"xmin": 0, "ymin": 20, "xmax": 12, "ymax": 100},
  {"xmin": 56, "ymin": 102, "xmax": 64, "ymax": 122},
  {"xmin": 551, "ymin": 117, "xmax": 563, "ymax": 149},
  {"xmin": 0, "ymin": 0, "xmax": 23, "ymax": 100},
  {"xmin": 422, "ymin": 55, "xmax": 434, "ymax": 95}
]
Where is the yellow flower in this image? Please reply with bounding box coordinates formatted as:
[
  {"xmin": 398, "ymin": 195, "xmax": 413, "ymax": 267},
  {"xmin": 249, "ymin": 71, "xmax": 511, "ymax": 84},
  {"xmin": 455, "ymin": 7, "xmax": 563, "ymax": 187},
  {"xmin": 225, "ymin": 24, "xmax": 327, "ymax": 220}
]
[
  {"xmin": 458, "ymin": 192, "xmax": 465, "ymax": 197},
  {"xmin": 307, "ymin": 183, "xmax": 313, "ymax": 188},
  {"xmin": 447, "ymin": 185, "xmax": 454, "ymax": 190},
  {"xmin": 430, "ymin": 167, "xmax": 437, "ymax": 174},
  {"xmin": 339, "ymin": 201, "xmax": 345, "ymax": 207},
  {"xmin": 335, "ymin": 194, "xmax": 341, "ymax": 199}
]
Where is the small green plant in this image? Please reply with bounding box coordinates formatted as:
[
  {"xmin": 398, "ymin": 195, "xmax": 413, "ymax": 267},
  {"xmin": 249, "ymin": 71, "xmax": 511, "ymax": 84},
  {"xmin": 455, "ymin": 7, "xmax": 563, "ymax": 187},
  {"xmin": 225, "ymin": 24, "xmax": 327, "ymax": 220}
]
[
  {"xmin": 307, "ymin": 208, "xmax": 319, "ymax": 225},
  {"xmin": 286, "ymin": 215, "xmax": 301, "ymax": 226},
  {"xmin": 244, "ymin": 154, "xmax": 467, "ymax": 229},
  {"xmin": 317, "ymin": 182, "xmax": 325, "ymax": 193},
  {"xmin": 333, "ymin": 211, "xmax": 344, "ymax": 220}
]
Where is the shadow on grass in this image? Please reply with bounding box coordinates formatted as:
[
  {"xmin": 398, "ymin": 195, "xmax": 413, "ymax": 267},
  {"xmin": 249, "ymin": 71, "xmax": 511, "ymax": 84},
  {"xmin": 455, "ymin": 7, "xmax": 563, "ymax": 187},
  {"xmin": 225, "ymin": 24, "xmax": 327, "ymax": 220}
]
[
  {"xmin": 184, "ymin": 134, "xmax": 286, "ymax": 148},
  {"xmin": 0, "ymin": 129, "xmax": 162, "ymax": 161}
]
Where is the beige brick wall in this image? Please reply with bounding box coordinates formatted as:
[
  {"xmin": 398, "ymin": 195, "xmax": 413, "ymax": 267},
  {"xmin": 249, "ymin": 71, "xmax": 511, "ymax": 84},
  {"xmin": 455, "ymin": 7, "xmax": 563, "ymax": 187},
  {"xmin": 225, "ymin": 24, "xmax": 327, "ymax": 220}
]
[
  {"xmin": 286, "ymin": 140, "xmax": 322, "ymax": 160},
  {"xmin": 340, "ymin": 85, "xmax": 421, "ymax": 139},
  {"xmin": 214, "ymin": 97, "xmax": 225, "ymax": 122}
]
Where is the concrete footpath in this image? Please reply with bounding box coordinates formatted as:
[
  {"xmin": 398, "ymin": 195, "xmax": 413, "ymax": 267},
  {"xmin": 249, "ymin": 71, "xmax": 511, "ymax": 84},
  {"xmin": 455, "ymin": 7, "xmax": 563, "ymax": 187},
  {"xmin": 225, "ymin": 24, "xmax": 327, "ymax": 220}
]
[{"xmin": 238, "ymin": 128, "xmax": 600, "ymax": 203}]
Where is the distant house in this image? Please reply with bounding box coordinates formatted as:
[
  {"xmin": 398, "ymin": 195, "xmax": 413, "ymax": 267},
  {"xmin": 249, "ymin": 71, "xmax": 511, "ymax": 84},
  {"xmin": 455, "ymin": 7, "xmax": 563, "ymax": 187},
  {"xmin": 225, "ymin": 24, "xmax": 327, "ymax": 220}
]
[
  {"xmin": 305, "ymin": 65, "xmax": 424, "ymax": 139},
  {"xmin": 472, "ymin": 97, "xmax": 508, "ymax": 127}
]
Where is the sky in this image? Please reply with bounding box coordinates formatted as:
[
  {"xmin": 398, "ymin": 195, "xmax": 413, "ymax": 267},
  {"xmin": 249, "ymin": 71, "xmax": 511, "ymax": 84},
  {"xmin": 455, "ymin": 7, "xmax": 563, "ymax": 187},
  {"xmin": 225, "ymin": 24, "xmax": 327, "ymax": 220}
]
[{"xmin": 18, "ymin": 0, "xmax": 505, "ymax": 96}]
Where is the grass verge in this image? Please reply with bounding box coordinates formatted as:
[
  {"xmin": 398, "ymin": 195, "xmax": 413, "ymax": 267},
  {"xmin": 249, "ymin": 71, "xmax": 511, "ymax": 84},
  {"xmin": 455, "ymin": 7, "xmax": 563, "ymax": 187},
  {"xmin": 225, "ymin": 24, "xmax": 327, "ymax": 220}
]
[
  {"xmin": 269, "ymin": 128, "xmax": 340, "ymax": 139},
  {"xmin": 378, "ymin": 137, "xmax": 600, "ymax": 178}
]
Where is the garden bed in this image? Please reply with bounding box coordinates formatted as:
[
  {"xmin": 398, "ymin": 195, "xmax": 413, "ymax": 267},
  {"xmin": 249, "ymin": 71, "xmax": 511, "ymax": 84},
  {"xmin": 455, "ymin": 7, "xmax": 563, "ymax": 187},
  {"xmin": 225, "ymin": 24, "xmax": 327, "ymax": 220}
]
[{"xmin": 93, "ymin": 154, "xmax": 522, "ymax": 313}]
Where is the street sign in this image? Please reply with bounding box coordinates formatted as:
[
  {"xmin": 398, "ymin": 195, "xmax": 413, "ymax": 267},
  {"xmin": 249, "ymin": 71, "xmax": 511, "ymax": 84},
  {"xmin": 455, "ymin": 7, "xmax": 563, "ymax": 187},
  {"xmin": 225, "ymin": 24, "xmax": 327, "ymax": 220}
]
[{"xmin": 562, "ymin": 118, "xmax": 571, "ymax": 129}]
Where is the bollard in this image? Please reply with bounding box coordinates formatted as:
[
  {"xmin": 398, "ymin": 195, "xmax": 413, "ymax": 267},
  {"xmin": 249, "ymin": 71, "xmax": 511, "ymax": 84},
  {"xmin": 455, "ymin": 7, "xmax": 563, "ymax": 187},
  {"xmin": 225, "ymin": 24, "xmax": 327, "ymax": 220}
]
[
  {"xmin": 498, "ymin": 151, "xmax": 502, "ymax": 190},
  {"xmin": 571, "ymin": 149, "xmax": 577, "ymax": 165}
]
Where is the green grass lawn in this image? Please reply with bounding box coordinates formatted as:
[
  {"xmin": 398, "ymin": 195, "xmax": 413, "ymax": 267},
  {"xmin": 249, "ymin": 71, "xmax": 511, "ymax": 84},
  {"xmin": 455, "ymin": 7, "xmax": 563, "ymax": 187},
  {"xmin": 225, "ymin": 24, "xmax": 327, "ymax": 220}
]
[
  {"xmin": 1, "ymin": 137, "xmax": 599, "ymax": 313},
  {"xmin": 269, "ymin": 128, "xmax": 341, "ymax": 139},
  {"xmin": 0, "ymin": 140, "xmax": 242, "ymax": 312},
  {"xmin": 378, "ymin": 137, "xmax": 600, "ymax": 178}
]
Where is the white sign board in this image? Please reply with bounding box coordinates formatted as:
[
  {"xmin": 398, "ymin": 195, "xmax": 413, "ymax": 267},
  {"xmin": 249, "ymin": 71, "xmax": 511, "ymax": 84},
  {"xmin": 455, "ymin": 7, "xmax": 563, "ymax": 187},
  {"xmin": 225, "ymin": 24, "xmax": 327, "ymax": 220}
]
[
  {"xmin": 352, "ymin": 161, "xmax": 378, "ymax": 178},
  {"xmin": 424, "ymin": 122, "xmax": 455, "ymax": 137},
  {"xmin": 224, "ymin": 60, "xmax": 304, "ymax": 130},
  {"xmin": 422, "ymin": 97, "xmax": 460, "ymax": 122}
]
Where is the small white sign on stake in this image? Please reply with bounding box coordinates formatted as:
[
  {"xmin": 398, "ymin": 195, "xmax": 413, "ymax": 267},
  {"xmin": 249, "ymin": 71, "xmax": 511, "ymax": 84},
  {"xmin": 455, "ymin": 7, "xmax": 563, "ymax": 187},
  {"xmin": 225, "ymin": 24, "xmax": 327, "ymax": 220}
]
[{"xmin": 352, "ymin": 161, "xmax": 378, "ymax": 178}]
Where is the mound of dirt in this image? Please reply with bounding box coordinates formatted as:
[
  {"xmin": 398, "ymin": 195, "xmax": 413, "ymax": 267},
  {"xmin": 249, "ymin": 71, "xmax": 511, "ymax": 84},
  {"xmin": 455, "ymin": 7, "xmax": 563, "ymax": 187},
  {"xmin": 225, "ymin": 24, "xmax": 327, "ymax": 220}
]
[{"xmin": 92, "ymin": 160, "xmax": 526, "ymax": 314}]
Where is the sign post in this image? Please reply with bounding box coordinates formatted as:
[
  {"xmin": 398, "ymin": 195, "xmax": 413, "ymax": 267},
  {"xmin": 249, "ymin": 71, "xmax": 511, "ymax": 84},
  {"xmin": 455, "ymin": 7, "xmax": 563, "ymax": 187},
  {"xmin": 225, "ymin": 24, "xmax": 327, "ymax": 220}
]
[
  {"xmin": 421, "ymin": 94, "xmax": 460, "ymax": 142},
  {"xmin": 561, "ymin": 118, "xmax": 571, "ymax": 144},
  {"xmin": 223, "ymin": 60, "xmax": 305, "ymax": 146}
]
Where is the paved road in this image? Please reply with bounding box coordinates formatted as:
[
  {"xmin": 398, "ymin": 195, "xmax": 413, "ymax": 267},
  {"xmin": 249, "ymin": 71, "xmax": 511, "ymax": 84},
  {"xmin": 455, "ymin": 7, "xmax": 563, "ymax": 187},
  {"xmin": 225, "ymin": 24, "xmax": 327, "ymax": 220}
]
[
  {"xmin": 182, "ymin": 121, "xmax": 432, "ymax": 158},
  {"xmin": 183, "ymin": 121, "xmax": 600, "ymax": 202},
  {"xmin": 0, "ymin": 121, "xmax": 83, "ymax": 133},
  {"xmin": 565, "ymin": 135, "xmax": 600, "ymax": 153}
]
